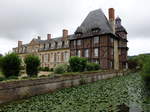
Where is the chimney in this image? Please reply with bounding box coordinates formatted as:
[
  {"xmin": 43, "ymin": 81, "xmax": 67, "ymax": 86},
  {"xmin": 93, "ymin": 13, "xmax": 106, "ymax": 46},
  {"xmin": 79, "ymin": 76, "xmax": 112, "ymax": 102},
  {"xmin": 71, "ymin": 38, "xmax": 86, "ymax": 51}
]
[
  {"xmin": 38, "ymin": 36, "xmax": 41, "ymax": 40},
  {"xmin": 108, "ymin": 8, "xmax": 115, "ymax": 33},
  {"xmin": 109, "ymin": 8, "xmax": 119, "ymax": 70},
  {"xmin": 63, "ymin": 29, "xmax": 68, "ymax": 38},
  {"xmin": 47, "ymin": 34, "xmax": 51, "ymax": 40},
  {"xmin": 18, "ymin": 41, "xmax": 22, "ymax": 47}
]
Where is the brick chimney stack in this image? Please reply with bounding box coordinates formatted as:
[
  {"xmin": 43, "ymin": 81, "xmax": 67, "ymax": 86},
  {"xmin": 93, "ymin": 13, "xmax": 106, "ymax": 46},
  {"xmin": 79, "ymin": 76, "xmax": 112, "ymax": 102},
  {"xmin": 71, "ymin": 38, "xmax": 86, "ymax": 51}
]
[
  {"xmin": 108, "ymin": 8, "xmax": 119, "ymax": 70},
  {"xmin": 47, "ymin": 34, "xmax": 51, "ymax": 40},
  {"xmin": 18, "ymin": 41, "xmax": 22, "ymax": 47},
  {"xmin": 108, "ymin": 8, "xmax": 115, "ymax": 33},
  {"xmin": 63, "ymin": 29, "xmax": 68, "ymax": 38},
  {"xmin": 109, "ymin": 8, "xmax": 115, "ymax": 21}
]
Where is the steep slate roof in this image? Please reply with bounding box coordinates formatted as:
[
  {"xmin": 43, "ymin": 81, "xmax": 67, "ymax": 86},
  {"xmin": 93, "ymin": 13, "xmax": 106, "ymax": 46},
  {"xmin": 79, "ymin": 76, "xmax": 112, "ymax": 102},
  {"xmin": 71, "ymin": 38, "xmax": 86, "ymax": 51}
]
[{"xmin": 75, "ymin": 9, "xmax": 113, "ymax": 34}]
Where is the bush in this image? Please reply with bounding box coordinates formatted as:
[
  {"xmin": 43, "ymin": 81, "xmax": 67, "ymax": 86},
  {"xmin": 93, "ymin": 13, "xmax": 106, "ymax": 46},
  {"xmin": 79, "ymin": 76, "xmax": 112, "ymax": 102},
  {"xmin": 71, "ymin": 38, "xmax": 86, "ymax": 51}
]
[
  {"xmin": 50, "ymin": 68, "xmax": 54, "ymax": 72},
  {"xmin": 0, "ymin": 53, "xmax": 21, "ymax": 78},
  {"xmin": 128, "ymin": 58, "xmax": 139, "ymax": 70},
  {"xmin": 24, "ymin": 55, "xmax": 40, "ymax": 77},
  {"xmin": 54, "ymin": 64, "xmax": 68, "ymax": 74},
  {"xmin": 141, "ymin": 57, "xmax": 150, "ymax": 90},
  {"xmin": 69, "ymin": 56, "xmax": 87, "ymax": 72},
  {"xmin": 142, "ymin": 57, "xmax": 150, "ymax": 81},
  {"xmin": 39, "ymin": 67, "xmax": 50, "ymax": 71},
  {"xmin": 86, "ymin": 63, "xmax": 100, "ymax": 71}
]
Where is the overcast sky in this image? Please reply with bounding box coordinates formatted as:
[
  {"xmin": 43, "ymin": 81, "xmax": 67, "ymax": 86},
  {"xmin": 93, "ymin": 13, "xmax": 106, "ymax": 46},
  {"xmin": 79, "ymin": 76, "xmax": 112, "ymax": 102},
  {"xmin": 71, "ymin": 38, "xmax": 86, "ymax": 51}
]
[{"xmin": 0, "ymin": 0, "xmax": 149, "ymax": 56}]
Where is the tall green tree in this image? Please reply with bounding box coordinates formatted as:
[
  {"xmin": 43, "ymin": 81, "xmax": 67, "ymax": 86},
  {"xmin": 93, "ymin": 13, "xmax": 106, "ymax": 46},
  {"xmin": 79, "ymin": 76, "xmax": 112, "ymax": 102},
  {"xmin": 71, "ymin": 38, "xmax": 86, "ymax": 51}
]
[
  {"xmin": 0, "ymin": 53, "xmax": 21, "ymax": 77},
  {"xmin": 24, "ymin": 55, "xmax": 40, "ymax": 77}
]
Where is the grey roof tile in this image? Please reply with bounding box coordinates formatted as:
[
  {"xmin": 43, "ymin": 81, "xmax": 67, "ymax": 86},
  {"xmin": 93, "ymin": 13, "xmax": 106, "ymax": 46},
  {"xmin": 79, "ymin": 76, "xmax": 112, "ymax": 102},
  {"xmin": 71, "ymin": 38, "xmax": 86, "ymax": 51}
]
[{"xmin": 75, "ymin": 9, "xmax": 113, "ymax": 34}]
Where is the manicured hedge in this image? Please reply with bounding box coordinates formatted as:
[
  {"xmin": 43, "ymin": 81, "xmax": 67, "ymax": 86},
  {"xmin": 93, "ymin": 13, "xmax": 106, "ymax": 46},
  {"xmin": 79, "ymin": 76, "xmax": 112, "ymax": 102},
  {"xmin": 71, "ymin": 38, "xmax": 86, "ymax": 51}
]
[
  {"xmin": 24, "ymin": 55, "xmax": 40, "ymax": 77},
  {"xmin": 69, "ymin": 56, "xmax": 87, "ymax": 72},
  {"xmin": 0, "ymin": 53, "xmax": 21, "ymax": 78}
]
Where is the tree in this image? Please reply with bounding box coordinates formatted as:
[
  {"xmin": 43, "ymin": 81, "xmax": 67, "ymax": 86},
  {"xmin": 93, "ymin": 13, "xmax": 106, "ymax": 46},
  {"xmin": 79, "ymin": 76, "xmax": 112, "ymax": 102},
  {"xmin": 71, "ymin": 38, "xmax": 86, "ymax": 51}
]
[
  {"xmin": 24, "ymin": 55, "xmax": 40, "ymax": 77},
  {"xmin": 0, "ymin": 53, "xmax": 21, "ymax": 77},
  {"xmin": 69, "ymin": 56, "xmax": 87, "ymax": 72}
]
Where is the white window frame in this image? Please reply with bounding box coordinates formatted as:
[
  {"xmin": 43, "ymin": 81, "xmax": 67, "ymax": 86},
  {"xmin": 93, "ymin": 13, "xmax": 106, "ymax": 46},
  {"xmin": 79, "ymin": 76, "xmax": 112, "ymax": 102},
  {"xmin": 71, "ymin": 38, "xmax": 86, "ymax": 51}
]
[
  {"xmin": 94, "ymin": 36, "xmax": 99, "ymax": 44},
  {"xmin": 94, "ymin": 48, "xmax": 99, "ymax": 57},
  {"xmin": 77, "ymin": 40, "xmax": 81, "ymax": 46},
  {"xmin": 84, "ymin": 49, "xmax": 89, "ymax": 57},
  {"xmin": 77, "ymin": 50, "xmax": 81, "ymax": 57}
]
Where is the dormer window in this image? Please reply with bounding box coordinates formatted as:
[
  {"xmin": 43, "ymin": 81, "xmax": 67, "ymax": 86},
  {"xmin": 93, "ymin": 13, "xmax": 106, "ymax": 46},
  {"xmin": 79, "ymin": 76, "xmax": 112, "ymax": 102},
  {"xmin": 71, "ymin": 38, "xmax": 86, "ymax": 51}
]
[
  {"xmin": 92, "ymin": 28, "xmax": 101, "ymax": 33},
  {"xmin": 75, "ymin": 32, "xmax": 83, "ymax": 37},
  {"xmin": 55, "ymin": 42, "xmax": 58, "ymax": 48},
  {"xmin": 43, "ymin": 44, "xmax": 46, "ymax": 49},
  {"xmin": 62, "ymin": 41, "xmax": 65, "ymax": 48},
  {"xmin": 49, "ymin": 43, "xmax": 51, "ymax": 48}
]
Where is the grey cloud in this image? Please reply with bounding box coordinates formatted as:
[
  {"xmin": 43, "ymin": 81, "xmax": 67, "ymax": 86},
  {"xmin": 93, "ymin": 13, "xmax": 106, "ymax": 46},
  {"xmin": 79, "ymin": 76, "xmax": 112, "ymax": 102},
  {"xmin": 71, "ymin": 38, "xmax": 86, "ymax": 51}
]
[{"xmin": 0, "ymin": 0, "xmax": 150, "ymax": 55}]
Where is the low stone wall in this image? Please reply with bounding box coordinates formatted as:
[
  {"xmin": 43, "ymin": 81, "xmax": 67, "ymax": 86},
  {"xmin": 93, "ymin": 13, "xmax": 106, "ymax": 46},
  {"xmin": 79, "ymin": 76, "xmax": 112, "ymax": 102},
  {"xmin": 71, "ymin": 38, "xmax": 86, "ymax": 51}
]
[{"xmin": 0, "ymin": 71, "xmax": 125, "ymax": 105}]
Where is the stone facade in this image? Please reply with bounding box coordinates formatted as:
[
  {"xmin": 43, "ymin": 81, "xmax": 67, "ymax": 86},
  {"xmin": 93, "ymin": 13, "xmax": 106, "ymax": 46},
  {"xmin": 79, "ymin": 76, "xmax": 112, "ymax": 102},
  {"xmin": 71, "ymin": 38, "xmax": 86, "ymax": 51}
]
[
  {"xmin": 13, "ymin": 8, "xmax": 128, "ymax": 70},
  {"xmin": 13, "ymin": 30, "xmax": 70, "ymax": 68}
]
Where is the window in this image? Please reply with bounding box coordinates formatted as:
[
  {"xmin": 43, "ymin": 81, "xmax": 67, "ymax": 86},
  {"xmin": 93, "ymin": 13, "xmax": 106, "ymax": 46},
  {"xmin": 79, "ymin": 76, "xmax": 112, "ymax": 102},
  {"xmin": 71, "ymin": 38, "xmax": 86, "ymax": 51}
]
[
  {"xmin": 64, "ymin": 52, "xmax": 69, "ymax": 62},
  {"xmin": 74, "ymin": 40, "xmax": 76, "ymax": 46},
  {"xmin": 44, "ymin": 54, "xmax": 48, "ymax": 63},
  {"xmin": 84, "ymin": 49, "xmax": 89, "ymax": 57},
  {"xmin": 77, "ymin": 50, "xmax": 81, "ymax": 57},
  {"xmin": 62, "ymin": 41, "xmax": 64, "ymax": 48},
  {"xmin": 49, "ymin": 43, "xmax": 51, "ymax": 48},
  {"xmin": 55, "ymin": 42, "xmax": 58, "ymax": 48},
  {"xmin": 43, "ymin": 44, "xmax": 46, "ymax": 49},
  {"xmin": 111, "ymin": 48, "xmax": 114, "ymax": 55},
  {"xmin": 110, "ymin": 61, "xmax": 113, "ymax": 68},
  {"xmin": 94, "ymin": 36, "xmax": 99, "ymax": 44},
  {"xmin": 77, "ymin": 40, "xmax": 81, "ymax": 46},
  {"xmin": 94, "ymin": 48, "xmax": 98, "ymax": 57},
  {"xmin": 110, "ymin": 38, "xmax": 114, "ymax": 43}
]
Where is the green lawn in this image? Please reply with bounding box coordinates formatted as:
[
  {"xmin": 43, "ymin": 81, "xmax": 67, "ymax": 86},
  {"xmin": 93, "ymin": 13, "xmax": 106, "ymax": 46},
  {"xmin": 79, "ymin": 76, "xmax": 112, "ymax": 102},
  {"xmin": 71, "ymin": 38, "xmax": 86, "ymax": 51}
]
[{"xmin": 0, "ymin": 73, "xmax": 149, "ymax": 112}]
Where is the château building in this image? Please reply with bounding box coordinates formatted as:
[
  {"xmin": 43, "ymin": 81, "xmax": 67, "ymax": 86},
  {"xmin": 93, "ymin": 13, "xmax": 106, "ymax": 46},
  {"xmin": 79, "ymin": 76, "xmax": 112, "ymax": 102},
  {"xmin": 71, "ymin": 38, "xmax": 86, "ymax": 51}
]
[
  {"xmin": 13, "ymin": 8, "xmax": 128, "ymax": 70},
  {"xmin": 13, "ymin": 30, "xmax": 71, "ymax": 68}
]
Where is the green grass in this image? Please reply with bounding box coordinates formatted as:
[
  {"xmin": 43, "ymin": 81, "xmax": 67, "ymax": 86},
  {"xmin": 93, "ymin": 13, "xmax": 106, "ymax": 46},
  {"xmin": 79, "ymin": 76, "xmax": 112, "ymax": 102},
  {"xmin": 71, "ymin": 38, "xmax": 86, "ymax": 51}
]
[{"xmin": 0, "ymin": 73, "xmax": 149, "ymax": 112}]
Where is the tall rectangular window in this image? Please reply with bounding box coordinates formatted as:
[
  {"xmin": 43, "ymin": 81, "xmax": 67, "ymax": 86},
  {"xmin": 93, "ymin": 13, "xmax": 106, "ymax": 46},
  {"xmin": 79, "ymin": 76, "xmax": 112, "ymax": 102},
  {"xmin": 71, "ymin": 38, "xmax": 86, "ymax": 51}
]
[
  {"xmin": 84, "ymin": 49, "xmax": 89, "ymax": 57},
  {"xmin": 110, "ymin": 38, "xmax": 114, "ymax": 43},
  {"xmin": 74, "ymin": 40, "xmax": 76, "ymax": 46},
  {"xmin": 44, "ymin": 54, "xmax": 48, "ymax": 63},
  {"xmin": 94, "ymin": 48, "xmax": 98, "ymax": 57},
  {"xmin": 94, "ymin": 36, "xmax": 99, "ymax": 44},
  {"xmin": 77, "ymin": 50, "xmax": 81, "ymax": 57},
  {"xmin": 77, "ymin": 40, "xmax": 81, "ymax": 46}
]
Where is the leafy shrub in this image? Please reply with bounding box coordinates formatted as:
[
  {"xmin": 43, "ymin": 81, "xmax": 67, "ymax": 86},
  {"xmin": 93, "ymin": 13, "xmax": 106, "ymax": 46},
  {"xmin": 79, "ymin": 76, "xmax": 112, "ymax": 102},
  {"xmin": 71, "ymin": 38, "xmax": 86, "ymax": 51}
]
[
  {"xmin": 44, "ymin": 67, "xmax": 49, "ymax": 71},
  {"xmin": 86, "ymin": 63, "xmax": 100, "ymax": 71},
  {"xmin": 39, "ymin": 67, "xmax": 50, "ymax": 71},
  {"xmin": 69, "ymin": 56, "xmax": 87, "ymax": 72},
  {"xmin": 24, "ymin": 55, "xmax": 40, "ymax": 77},
  {"xmin": 141, "ymin": 56, "xmax": 150, "ymax": 91},
  {"xmin": 128, "ymin": 58, "xmax": 139, "ymax": 70},
  {"xmin": 0, "ymin": 77, "xmax": 5, "ymax": 81},
  {"xmin": 50, "ymin": 68, "xmax": 54, "ymax": 72},
  {"xmin": 0, "ymin": 53, "xmax": 21, "ymax": 78},
  {"xmin": 54, "ymin": 64, "xmax": 68, "ymax": 74}
]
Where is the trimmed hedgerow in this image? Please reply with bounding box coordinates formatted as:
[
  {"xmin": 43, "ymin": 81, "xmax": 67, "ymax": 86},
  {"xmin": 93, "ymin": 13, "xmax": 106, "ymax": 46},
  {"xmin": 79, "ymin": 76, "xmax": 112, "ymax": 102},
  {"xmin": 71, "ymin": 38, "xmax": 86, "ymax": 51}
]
[
  {"xmin": 69, "ymin": 56, "xmax": 87, "ymax": 72},
  {"xmin": 54, "ymin": 64, "xmax": 68, "ymax": 74},
  {"xmin": 24, "ymin": 55, "xmax": 40, "ymax": 77},
  {"xmin": 86, "ymin": 63, "xmax": 100, "ymax": 71},
  {"xmin": 0, "ymin": 53, "xmax": 21, "ymax": 78}
]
